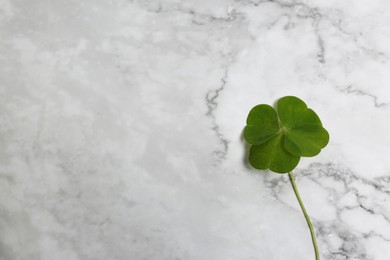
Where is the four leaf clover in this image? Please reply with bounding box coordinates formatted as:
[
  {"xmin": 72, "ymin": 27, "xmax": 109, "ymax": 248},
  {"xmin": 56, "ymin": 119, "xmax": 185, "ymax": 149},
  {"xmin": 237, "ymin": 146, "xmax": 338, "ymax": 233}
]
[
  {"xmin": 244, "ymin": 96, "xmax": 329, "ymax": 173},
  {"xmin": 244, "ymin": 96, "xmax": 329, "ymax": 260}
]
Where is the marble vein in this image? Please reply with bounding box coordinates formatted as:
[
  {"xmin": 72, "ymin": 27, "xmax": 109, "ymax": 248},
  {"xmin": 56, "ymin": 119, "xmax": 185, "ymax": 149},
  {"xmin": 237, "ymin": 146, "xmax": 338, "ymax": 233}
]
[
  {"xmin": 262, "ymin": 163, "xmax": 390, "ymax": 259},
  {"xmin": 337, "ymin": 85, "xmax": 389, "ymax": 108},
  {"xmin": 205, "ymin": 67, "xmax": 229, "ymax": 161}
]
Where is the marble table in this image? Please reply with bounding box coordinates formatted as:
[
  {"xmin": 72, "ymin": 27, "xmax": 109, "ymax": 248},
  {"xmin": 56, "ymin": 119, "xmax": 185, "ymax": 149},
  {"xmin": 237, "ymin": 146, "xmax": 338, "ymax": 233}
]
[{"xmin": 1, "ymin": 1, "xmax": 390, "ymax": 259}]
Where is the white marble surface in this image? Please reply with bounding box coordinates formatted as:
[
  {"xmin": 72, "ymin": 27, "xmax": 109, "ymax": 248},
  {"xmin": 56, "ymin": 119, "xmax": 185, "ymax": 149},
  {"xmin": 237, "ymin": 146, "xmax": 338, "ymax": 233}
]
[{"xmin": 1, "ymin": 0, "xmax": 390, "ymax": 259}]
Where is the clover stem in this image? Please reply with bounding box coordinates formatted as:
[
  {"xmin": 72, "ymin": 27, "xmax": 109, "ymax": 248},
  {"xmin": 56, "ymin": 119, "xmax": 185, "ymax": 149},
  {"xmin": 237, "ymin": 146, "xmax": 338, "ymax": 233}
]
[{"xmin": 288, "ymin": 171, "xmax": 320, "ymax": 260}]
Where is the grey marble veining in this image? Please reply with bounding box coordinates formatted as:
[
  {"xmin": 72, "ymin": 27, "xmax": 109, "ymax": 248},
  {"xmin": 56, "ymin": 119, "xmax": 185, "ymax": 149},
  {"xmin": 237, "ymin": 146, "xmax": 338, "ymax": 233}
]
[{"xmin": 1, "ymin": 0, "xmax": 390, "ymax": 259}]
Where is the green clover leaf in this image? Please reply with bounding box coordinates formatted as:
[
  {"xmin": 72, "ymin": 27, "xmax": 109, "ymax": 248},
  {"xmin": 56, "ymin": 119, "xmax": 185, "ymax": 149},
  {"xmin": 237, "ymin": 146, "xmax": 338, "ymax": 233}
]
[
  {"xmin": 244, "ymin": 96, "xmax": 329, "ymax": 173},
  {"xmin": 243, "ymin": 96, "xmax": 330, "ymax": 260}
]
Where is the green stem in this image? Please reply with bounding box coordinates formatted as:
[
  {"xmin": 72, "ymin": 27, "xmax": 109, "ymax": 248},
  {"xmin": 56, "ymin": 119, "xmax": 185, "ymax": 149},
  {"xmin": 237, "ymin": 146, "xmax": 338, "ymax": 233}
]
[{"xmin": 288, "ymin": 171, "xmax": 320, "ymax": 260}]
